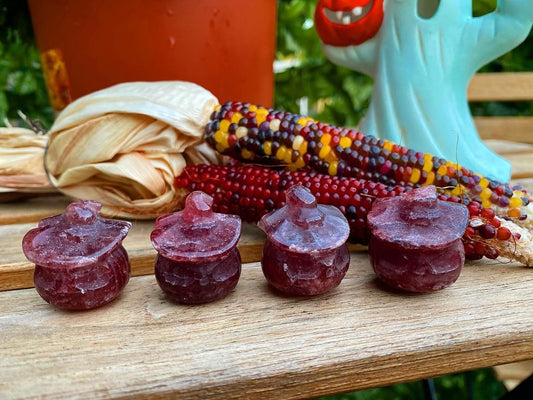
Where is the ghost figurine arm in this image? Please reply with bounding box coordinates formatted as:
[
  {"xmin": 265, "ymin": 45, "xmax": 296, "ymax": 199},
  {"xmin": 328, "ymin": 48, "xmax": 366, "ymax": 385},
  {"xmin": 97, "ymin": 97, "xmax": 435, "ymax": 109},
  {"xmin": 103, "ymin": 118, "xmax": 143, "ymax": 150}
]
[
  {"xmin": 461, "ymin": 0, "xmax": 533, "ymax": 73},
  {"xmin": 321, "ymin": 36, "xmax": 379, "ymax": 79}
]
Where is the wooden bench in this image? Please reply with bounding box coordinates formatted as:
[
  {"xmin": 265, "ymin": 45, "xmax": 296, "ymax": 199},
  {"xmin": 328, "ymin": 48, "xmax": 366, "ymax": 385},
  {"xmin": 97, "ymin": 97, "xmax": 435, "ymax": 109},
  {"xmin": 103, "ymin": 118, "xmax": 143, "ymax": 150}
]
[{"xmin": 468, "ymin": 72, "xmax": 533, "ymax": 144}]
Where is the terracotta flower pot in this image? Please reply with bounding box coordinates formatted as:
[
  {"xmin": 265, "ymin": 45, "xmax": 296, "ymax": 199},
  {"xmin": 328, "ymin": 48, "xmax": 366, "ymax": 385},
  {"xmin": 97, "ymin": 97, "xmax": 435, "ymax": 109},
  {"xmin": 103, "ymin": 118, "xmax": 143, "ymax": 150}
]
[{"xmin": 28, "ymin": 0, "xmax": 277, "ymax": 111}]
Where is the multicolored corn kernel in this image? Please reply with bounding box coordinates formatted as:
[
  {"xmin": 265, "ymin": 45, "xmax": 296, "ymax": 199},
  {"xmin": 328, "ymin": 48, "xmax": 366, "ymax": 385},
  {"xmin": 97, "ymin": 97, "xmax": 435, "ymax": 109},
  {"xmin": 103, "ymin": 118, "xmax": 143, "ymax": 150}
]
[
  {"xmin": 205, "ymin": 102, "xmax": 531, "ymax": 222},
  {"xmin": 175, "ymin": 164, "xmax": 531, "ymax": 264}
]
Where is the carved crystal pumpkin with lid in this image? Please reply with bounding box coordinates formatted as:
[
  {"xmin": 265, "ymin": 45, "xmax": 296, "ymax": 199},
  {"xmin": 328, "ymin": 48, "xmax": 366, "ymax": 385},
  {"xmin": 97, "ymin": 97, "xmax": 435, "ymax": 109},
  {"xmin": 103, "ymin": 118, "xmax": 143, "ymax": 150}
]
[{"xmin": 22, "ymin": 200, "xmax": 132, "ymax": 310}]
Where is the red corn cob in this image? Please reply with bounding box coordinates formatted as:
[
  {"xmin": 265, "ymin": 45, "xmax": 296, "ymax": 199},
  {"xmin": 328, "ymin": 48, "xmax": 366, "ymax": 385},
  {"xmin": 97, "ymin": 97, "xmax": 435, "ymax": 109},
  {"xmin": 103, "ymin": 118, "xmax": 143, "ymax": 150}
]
[
  {"xmin": 175, "ymin": 164, "xmax": 533, "ymax": 266},
  {"xmin": 205, "ymin": 102, "xmax": 532, "ymax": 227}
]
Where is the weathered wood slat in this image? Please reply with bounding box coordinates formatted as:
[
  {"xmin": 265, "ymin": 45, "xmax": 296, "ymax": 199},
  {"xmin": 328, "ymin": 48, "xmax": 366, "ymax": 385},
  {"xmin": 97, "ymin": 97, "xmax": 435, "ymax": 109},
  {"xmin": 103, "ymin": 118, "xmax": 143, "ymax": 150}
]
[
  {"xmin": 0, "ymin": 195, "xmax": 71, "ymax": 225},
  {"xmin": 468, "ymin": 72, "xmax": 533, "ymax": 102},
  {"xmin": 469, "ymin": 72, "xmax": 532, "ymax": 145},
  {"xmin": 475, "ymin": 116, "xmax": 533, "ymax": 144},
  {"xmin": 494, "ymin": 360, "xmax": 533, "ymax": 391}
]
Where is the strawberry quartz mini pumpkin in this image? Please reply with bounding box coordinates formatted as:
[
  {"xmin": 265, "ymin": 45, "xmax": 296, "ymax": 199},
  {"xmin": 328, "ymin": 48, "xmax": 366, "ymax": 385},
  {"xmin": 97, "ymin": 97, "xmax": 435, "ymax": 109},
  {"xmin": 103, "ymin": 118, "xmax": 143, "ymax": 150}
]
[
  {"xmin": 150, "ymin": 191, "xmax": 242, "ymax": 304},
  {"xmin": 367, "ymin": 186, "xmax": 469, "ymax": 292},
  {"xmin": 22, "ymin": 200, "xmax": 132, "ymax": 310}
]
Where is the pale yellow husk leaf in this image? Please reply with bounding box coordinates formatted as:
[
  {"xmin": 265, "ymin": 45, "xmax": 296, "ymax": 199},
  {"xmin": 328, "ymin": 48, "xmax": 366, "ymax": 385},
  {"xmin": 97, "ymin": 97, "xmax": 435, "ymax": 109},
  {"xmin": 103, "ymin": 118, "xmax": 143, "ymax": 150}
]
[
  {"xmin": 0, "ymin": 127, "xmax": 55, "ymax": 193},
  {"xmin": 45, "ymin": 81, "xmax": 220, "ymax": 218}
]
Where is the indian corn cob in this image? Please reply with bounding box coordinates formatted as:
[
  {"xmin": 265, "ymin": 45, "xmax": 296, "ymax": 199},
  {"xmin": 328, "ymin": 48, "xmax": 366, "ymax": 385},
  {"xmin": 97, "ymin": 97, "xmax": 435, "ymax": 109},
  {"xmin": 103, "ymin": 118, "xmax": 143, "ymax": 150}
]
[
  {"xmin": 205, "ymin": 102, "xmax": 533, "ymax": 230},
  {"xmin": 175, "ymin": 164, "xmax": 533, "ymax": 266}
]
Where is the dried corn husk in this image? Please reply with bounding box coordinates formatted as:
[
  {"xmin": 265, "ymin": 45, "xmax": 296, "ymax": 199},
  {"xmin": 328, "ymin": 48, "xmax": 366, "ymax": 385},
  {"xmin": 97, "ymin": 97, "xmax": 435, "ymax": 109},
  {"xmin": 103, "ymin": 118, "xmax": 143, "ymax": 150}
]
[
  {"xmin": 45, "ymin": 81, "xmax": 220, "ymax": 218},
  {"xmin": 0, "ymin": 127, "xmax": 55, "ymax": 195}
]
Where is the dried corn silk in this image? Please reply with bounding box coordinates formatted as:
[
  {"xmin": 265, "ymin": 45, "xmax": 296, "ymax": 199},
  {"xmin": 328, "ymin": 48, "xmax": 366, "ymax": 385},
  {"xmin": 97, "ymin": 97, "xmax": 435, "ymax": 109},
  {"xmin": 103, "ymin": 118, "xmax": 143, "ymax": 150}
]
[
  {"xmin": 0, "ymin": 127, "xmax": 54, "ymax": 194},
  {"xmin": 45, "ymin": 81, "xmax": 220, "ymax": 218}
]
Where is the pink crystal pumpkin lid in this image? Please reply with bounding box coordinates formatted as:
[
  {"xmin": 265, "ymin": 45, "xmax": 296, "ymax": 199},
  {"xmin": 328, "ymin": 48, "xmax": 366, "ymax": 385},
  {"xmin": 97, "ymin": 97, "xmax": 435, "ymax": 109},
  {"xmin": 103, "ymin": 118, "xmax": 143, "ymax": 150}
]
[
  {"xmin": 22, "ymin": 200, "xmax": 132, "ymax": 268},
  {"xmin": 367, "ymin": 185, "xmax": 469, "ymax": 249},
  {"xmin": 258, "ymin": 185, "xmax": 349, "ymax": 252},
  {"xmin": 150, "ymin": 191, "xmax": 242, "ymax": 262}
]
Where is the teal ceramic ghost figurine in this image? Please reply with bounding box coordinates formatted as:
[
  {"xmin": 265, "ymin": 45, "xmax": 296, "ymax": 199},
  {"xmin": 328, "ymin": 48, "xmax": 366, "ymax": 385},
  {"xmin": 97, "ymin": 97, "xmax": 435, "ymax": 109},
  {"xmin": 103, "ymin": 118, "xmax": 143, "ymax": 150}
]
[{"xmin": 315, "ymin": 0, "xmax": 533, "ymax": 182}]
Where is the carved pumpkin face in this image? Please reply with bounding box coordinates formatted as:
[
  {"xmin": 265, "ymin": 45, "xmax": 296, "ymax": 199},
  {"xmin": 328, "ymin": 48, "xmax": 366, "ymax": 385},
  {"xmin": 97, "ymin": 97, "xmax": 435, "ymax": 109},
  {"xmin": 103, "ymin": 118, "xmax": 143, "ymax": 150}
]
[{"xmin": 314, "ymin": 0, "xmax": 384, "ymax": 46}]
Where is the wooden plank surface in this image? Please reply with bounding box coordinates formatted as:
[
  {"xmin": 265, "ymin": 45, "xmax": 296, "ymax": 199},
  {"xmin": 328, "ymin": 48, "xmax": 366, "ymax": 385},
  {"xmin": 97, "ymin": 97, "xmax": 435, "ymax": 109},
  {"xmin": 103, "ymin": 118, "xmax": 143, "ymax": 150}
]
[
  {"xmin": 0, "ymin": 195, "xmax": 71, "ymax": 225},
  {"xmin": 475, "ymin": 116, "xmax": 533, "ymax": 144},
  {"xmin": 494, "ymin": 360, "xmax": 533, "ymax": 391},
  {"xmin": 468, "ymin": 72, "xmax": 533, "ymax": 102},
  {"xmin": 1, "ymin": 255, "xmax": 533, "ymax": 400}
]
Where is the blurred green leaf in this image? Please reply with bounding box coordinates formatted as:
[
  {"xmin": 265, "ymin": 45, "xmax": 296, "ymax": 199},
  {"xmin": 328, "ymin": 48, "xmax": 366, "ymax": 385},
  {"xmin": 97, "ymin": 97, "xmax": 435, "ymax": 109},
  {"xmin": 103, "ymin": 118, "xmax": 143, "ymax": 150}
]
[
  {"xmin": 0, "ymin": 91, "xmax": 8, "ymax": 122},
  {"xmin": 0, "ymin": 1, "xmax": 53, "ymax": 128},
  {"xmin": 6, "ymin": 69, "xmax": 38, "ymax": 95}
]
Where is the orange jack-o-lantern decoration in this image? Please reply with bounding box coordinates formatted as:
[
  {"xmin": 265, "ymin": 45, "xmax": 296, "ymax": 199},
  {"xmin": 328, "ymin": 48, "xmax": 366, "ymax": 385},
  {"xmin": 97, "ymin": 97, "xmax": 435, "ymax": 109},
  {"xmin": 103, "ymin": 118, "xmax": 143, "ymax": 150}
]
[{"xmin": 314, "ymin": 0, "xmax": 384, "ymax": 46}]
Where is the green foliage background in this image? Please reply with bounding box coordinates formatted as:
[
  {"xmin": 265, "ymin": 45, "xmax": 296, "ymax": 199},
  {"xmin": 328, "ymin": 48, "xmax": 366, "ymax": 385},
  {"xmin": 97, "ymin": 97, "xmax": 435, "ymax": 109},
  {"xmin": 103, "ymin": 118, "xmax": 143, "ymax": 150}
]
[
  {"xmin": 0, "ymin": 1, "xmax": 529, "ymax": 397},
  {"xmin": 0, "ymin": 0, "xmax": 54, "ymax": 126}
]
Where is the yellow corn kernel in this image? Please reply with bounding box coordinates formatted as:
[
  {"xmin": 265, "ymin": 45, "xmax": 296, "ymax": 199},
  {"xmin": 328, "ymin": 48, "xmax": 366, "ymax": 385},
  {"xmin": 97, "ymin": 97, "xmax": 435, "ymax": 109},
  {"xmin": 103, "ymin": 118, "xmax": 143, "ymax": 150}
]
[
  {"xmin": 283, "ymin": 147, "xmax": 292, "ymax": 164},
  {"xmin": 269, "ymin": 119, "xmax": 281, "ymax": 131},
  {"xmin": 478, "ymin": 177, "xmax": 489, "ymax": 189},
  {"xmin": 480, "ymin": 187, "xmax": 492, "ymax": 200},
  {"xmin": 216, "ymin": 143, "xmax": 227, "ymax": 153},
  {"xmin": 214, "ymin": 104, "xmax": 221, "ymax": 111},
  {"xmin": 292, "ymin": 135, "xmax": 305, "ymax": 151},
  {"xmin": 214, "ymin": 130, "xmax": 226, "ymax": 145},
  {"xmin": 236, "ymin": 126, "xmax": 248, "ymax": 138},
  {"xmin": 256, "ymin": 107, "xmax": 269, "ymax": 125},
  {"xmin": 219, "ymin": 119, "xmax": 230, "ymax": 133},
  {"xmin": 248, "ymin": 104, "xmax": 258, "ymax": 112},
  {"xmin": 509, "ymin": 196, "xmax": 523, "ymax": 208},
  {"xmin": 297, "ymin": 117, "xmax": 310, "ymax": 127},
  {"xmin": 383, "ymin": 141, "xmax": 394, "ymax": 152},
  {"xmin": 422, "ymin": 159, "xmax": 433, "ymax": 173},
  {"xmin": 450, "ymin": 184, "xmax": 466, "ymax": 197},
  {"xmin": 425, "ymin": 171, "xmax": 435, "ymax": 186},
  {"xmin": 482, "ymin": 199, "xmax": 492, "ymax": 209},
  {"xmin": 256, "ymin": 107, "xmax": 269, "ymax": 116},
  {"xmin": 263, "ymin": 141, "xmax": 273, "ymax": 155},
  {"xmin": 339, "ymin": 136, "xmax": 352, "ymax": 149},
  {"xmin": 276, "ymin": 145, "xmax": 287, "ymax": 161},
  {"xmin": 256, "ymin": 115, "xmax": 267, "ymax": 125},
  {"xmin": 231, "ymin": 112, "xmax": 243, "ymax": 124},
  {"xmin": 241, "ymin": 149, "xmax": 254, "ymax": 160},
  {"xmin": 328, "ymin": 161, "xmax": 338, "ymax": 176},
  {"xmin": 508, "ymin": 208, "xmax": 521, "ymax": 218},
  {"xmin": 325, "ymin": 152, "xmax": 338, "ymax": 163},
  {"xmin": 319, "ymin": 144, "xmax": 331, "ymax": 159},
  {"xmin": 410, "ymin": 168, "xmax": 421, "ymax": 184},
  {"xmin": 298, "ymin": 140, "xmax": 308, "ymax": 154},
  {"xmin": 294, "ymin": 156, "xmax": 305, "ymax": 169},
  {"xmin": 436, "ymin": 164, "xmax": 448, "ymax": 177},
  {"xmin": 320, "ymin": 133, "xmax": 332, "ymax": 146}
]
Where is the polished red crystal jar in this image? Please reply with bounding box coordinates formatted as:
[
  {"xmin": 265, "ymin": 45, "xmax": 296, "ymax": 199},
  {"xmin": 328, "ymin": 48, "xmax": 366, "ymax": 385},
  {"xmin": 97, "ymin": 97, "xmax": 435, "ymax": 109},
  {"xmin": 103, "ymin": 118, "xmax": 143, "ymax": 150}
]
[
  {"xmin": 367, "ymin": 185, "xmax": 469, "ymax": 292},
  {"xmin": 258, "ymin": 185, "xmax": 350, "ymax": 296},
  {"xmin": 150, "ymin": 191, "xmax": 242, "ymax": 304},
  {"xmin": 22, "ymin": 200, "xmax": 132, "ymax": 310}
]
